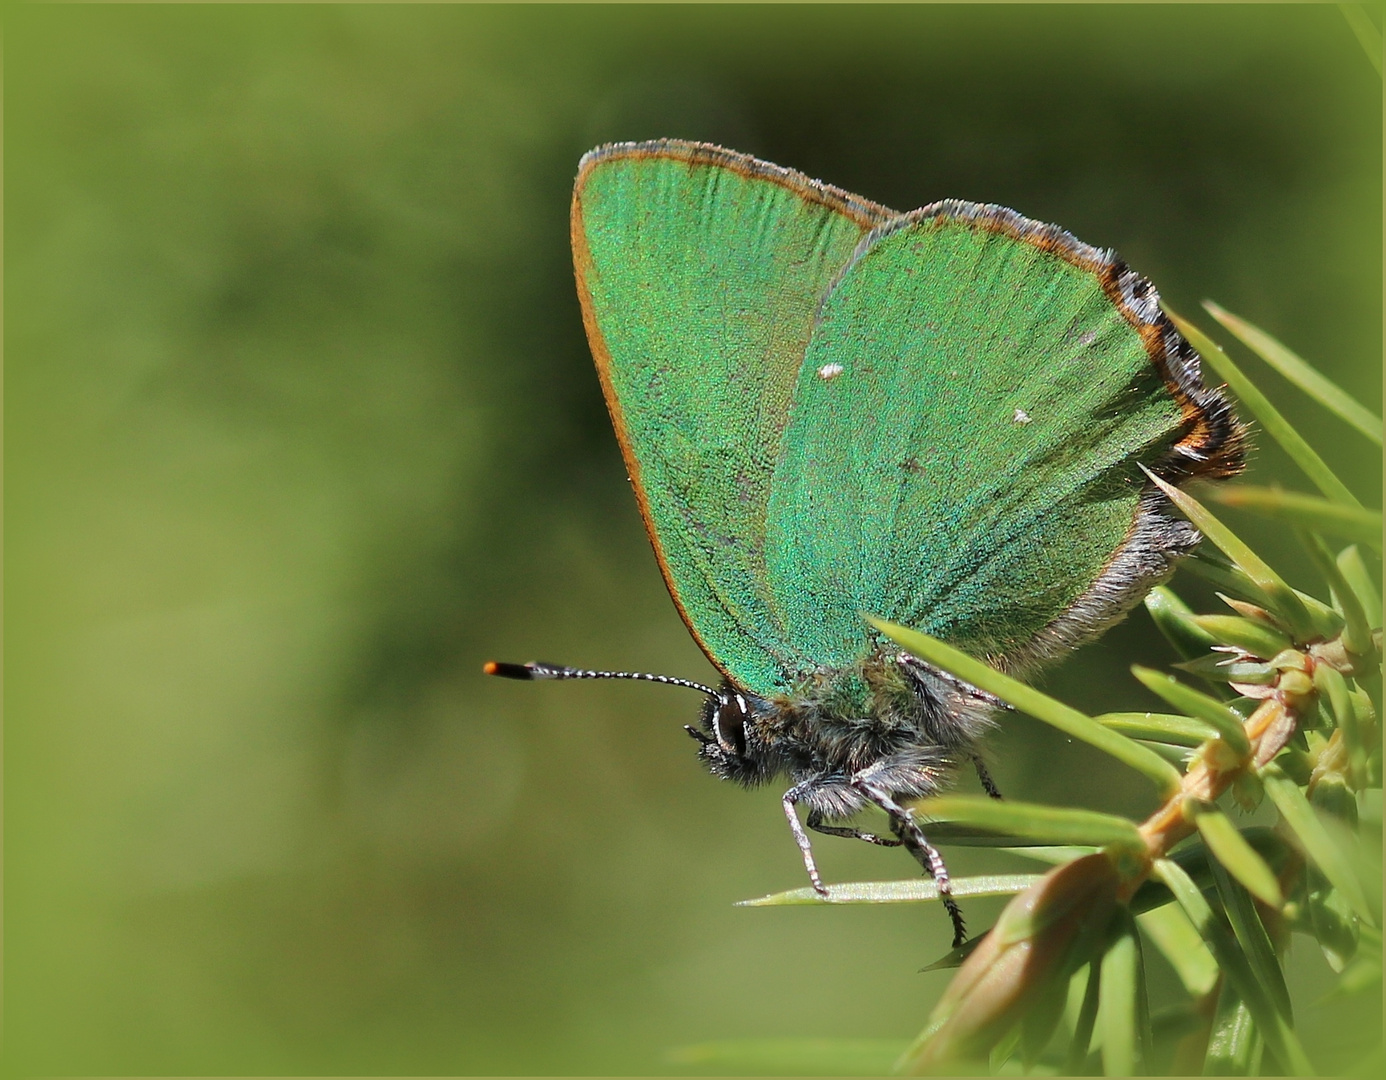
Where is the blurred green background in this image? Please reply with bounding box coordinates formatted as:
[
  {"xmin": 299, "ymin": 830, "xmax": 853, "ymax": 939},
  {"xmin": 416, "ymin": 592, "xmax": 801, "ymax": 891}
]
[{"xmin": 5, "ymin": 3, "xmax": 1381, "ymax": 1075}]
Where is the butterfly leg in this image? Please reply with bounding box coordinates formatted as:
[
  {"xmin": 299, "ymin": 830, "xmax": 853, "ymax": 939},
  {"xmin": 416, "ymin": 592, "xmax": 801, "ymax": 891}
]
[
  {"xmin": 852, "ymin": 778, "xmax": 967, "ymax": 947},
  {"xmin": 806, "ymin": 810, "xmax": 902, "ymax": 847},
  {"xmin": 782, "ymin": 782, "xmax": 829, "ymax": 895},
  {"xmin": 972, "ymin": 755, "xmax": 1003, "ymax": 800}
]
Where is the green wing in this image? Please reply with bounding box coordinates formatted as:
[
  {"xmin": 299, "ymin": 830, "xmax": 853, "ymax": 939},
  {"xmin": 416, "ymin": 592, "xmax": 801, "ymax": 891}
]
[
  {"xmin": 572, "ymin": 141, "xmax": 897, "ymax": 695},
  {"xmin": 764, "ymin": 205, "xmax": 1213, "ymax": 670}
]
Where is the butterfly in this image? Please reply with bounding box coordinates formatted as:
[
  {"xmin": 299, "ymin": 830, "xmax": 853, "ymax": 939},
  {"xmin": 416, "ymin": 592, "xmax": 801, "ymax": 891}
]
[{"xmin": 487, "ymin": 140, "xmax": 1243, "ymax": 946}]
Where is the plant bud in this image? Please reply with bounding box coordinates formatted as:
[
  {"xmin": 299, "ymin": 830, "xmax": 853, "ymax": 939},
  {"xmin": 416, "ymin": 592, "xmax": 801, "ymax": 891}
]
[{"xmin": 901, "ymin": 854, "xmax": 1121, "ymax": 1073}]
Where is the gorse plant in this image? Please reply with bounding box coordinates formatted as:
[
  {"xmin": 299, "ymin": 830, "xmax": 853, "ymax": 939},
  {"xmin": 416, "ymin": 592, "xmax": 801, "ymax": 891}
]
[{"xmin": 721, "ymin": 302, "xmax": 1382, "ymax": 1077}]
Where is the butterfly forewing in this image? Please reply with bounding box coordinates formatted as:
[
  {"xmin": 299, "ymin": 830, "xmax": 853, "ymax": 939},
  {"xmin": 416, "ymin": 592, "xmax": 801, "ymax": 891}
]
[{"xmin": 572, "ymin": 141, "xmax": 896, "ymax": 696}]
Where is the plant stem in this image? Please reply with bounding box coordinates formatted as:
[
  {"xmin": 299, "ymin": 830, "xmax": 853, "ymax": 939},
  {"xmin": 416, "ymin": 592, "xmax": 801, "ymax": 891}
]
[{"xmin": 1124, "ymin": 698, "xmax": 1295, "ymax": 901}]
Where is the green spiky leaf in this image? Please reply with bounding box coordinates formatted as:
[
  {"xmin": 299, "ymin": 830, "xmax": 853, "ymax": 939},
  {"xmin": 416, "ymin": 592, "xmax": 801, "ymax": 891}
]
[
  {"xmin": 1188, "ymin": 614, "xmax": 1294, "ymax": 659},
  {"xmin": 1143, "ymin": 471, "xmax": 1318, "ymax": 643},
  {"xmin": 1173, "ymin": 652, "xmax": 1278, "ymax": 685},
  {"xmin": 1098, "ymin": 913, "xmax": 1145, "ymax": 1077},
  {"xmin": 1137, "ymin": 902, "xmax": 1219, "ymax": 997},
  {"xmin": 1262, "ymin": 764, "xmax": 1375, "ymax": 925},
  {"xmin": 1154, "ymin": 858, "xmax": 1314, "ymax": 1075},
  {"xmin": 1204, "ymin": 985, "xmax": 1262, "ymax": 1076},
  {"xmin": 915, "ymin": 795, "xmax": 1145, "ymax": 851},
  {"xmin": 870, "ymin": 616, "xmax": 1183, "ymax": 796},
  {"xmin": 1065, "ymin": 962, "xmax": 1102, "ymax": 1075},
  {"xmin": 736, "ymin": 874, "xmax": 1043, "ymax": 907},
  {"xmin": 1209, "ymin": 485, "xmax": 1381, "ymax": 551},
  {"xmin": 1202, "ymin": 300, "xmax": 1382, "ymax": 445},
  {"xmin": 1339, "ymin": 3, "xmax": 1383, "ymax": 77},
  {"xmin": 1300, "ymin": 531, "xmax": 1374, "ymax": 657},
  {"xmin": 1131, "ymin": 666, "xmax": 1250, "ymax": 755},
  {"xmin": 1190, "ymin": 800, "xmax": 1284, "ymax": 907},
  {"xmin": 1094, "ymin": 711, "xmax": 1220, "ymax": 747},
  {"xmin": 1338, "ymin": 545, "xmax": 1383, "ymax": 630},
  {"xmin": 1209, "ymin": 848, "xmax": 1294, "ymax": 1021},
  {"xmin": 1145, "ymin": 586, "xmax": 1220, "ymax": 660}
]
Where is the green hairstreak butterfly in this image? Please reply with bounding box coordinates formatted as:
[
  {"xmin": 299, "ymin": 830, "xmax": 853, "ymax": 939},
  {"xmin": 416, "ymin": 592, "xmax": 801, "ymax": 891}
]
[{"xmin": 487, "ymin": 140, "xmax": 1243, "ymax": 945}]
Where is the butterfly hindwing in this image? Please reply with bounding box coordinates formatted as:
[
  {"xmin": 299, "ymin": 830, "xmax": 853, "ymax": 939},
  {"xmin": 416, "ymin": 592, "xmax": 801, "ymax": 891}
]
[{"xmin": 765, "ymin": 207, "xmax": 1198, "ymax": 668}]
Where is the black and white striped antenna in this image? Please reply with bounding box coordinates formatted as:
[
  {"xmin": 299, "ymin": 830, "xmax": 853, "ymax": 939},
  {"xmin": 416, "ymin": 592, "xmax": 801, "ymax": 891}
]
[{"xmin": 483, "ymin": 660, "xmax": 718, "ymax": 699}]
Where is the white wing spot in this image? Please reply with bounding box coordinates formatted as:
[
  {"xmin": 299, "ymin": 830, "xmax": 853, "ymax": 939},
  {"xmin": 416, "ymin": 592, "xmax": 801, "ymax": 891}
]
[
  {"xmin": 1013, "ymin": 408, "xmax": 1032, "ymax": 424},
  {"xmin": 817, "ymin": 362, "xmax": 845, "ymax": 381}
]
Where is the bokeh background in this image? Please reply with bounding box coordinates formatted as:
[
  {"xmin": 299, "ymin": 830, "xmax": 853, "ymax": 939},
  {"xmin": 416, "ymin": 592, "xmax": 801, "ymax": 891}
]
[{"xmin": 5, "ymin": 3, "xmax": 1381, "ymax": 1075}]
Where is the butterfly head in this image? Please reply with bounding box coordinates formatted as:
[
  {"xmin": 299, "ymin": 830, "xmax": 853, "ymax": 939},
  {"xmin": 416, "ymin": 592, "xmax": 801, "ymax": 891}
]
[{"xmin": 687, "ymin": 681, "xmax": 778, "ymax": 786}]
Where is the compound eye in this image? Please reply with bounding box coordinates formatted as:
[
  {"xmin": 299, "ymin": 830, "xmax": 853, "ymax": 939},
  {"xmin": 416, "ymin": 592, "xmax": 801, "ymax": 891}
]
[{"xmin": 712, "ymin": 692, "xmax": 749, "ymax": 756}]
